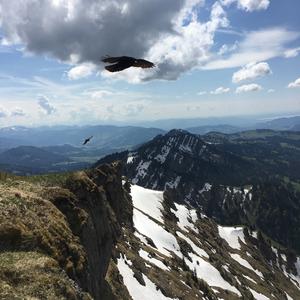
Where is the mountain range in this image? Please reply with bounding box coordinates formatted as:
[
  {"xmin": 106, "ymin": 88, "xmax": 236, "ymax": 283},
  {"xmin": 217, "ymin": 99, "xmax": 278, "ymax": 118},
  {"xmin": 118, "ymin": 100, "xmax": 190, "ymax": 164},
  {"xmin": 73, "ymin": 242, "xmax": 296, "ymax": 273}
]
[
  {"xmin": 0, "ymin": 116, "xmax": 299, "ymax": 175},
  {"xmin": 98, "ymin": 129, "xmax": 300, "ymax": 255}
]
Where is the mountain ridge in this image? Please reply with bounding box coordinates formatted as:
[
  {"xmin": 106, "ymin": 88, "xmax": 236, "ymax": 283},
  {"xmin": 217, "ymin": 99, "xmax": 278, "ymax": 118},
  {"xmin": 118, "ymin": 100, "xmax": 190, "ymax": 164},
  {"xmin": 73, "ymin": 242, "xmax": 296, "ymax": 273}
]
[{"xmin": 98, "ymin": 129, "xmax": 300, "ymax": 255}]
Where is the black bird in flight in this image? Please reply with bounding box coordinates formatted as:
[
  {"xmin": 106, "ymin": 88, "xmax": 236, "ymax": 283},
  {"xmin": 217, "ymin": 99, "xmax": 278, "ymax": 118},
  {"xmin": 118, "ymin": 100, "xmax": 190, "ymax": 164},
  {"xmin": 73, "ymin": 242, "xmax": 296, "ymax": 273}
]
[
  {"xmin": 83, "ymin": 136, "xmax": 93, "ymax": 145},
  {"xmin": 102, "ymin": 56, "xmax": 155, "ymax": 72}
]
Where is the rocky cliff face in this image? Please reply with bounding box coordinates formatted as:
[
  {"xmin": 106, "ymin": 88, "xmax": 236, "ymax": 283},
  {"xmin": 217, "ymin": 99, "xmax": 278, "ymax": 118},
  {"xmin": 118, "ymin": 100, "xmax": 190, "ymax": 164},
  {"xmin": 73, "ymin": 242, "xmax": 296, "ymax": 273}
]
[{"xmin": 0, "ymin": 162, "xmax": 132, "ymax": 299}]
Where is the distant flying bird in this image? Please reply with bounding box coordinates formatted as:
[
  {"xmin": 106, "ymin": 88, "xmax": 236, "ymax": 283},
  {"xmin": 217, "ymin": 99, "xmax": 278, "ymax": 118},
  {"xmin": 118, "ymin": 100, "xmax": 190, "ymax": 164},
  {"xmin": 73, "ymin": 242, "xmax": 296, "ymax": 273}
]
[
  {"xmin": 102, "ymin": 56, "xmax": 155, "ymax": 72},
  {"xmin": 83, "ymin": 136, "xmax": 93, "ymax": 145}
]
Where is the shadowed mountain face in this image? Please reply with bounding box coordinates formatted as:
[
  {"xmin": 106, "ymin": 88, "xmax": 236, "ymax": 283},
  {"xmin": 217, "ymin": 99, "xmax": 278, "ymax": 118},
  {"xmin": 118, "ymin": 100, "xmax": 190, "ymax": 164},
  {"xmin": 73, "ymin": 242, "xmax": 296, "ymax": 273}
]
[
  {"xmin": 98, "ymin": 129, "xmax": 300, "ymax": 188},
  {"xmin": 97, "ymin": 129, "xmax": 266, "ymax": 189}
]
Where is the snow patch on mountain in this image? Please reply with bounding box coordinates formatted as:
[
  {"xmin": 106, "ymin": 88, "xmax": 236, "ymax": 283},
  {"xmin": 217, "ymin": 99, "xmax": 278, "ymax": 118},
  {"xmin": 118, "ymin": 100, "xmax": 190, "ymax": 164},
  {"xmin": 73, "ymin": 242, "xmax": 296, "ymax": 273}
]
[
  {"xmin": 139, "ymin": 249, "xmax": 169, "ymax": 271},
  {"xmin": 133, "ymin": 209, "xmax": 181, "ymax": 257},
  {"xmin": 171, "ymin": 203, "xmax": 198, "ymax": 233},
  {"xmin": 131, "ymin": 185, "xmax": 164, "ymax": 223},
  {"xmin": 132, "ymin": 160, "xmax": 151, "ymax": 184},
  {"xmin": 155, "ymin": 145, "xmax": 171, "ymax": 163},
  {"xmin": 218, "ymin": 226, "xmax": 245, "ymax": 250},
  {"xmin": 199, "ymin": 182, "xmax": 212, "ymax": 193},
  {"xmin": 176, "ymin": 231, "xmax": 208, "ymax": 258},
  {"xmin": 118, "ymin": 256, "xmax": 176, "ymax": 300},
  {"xmin": 249, "ymin": 288, "xmax": 270, "ymax": 300},
  {"xmin": 165, "ymin": 176, "xmax": 181, "ymax": 189},
  {"xmin": 127, "ymin": 153, "xmax": 136, "ymax": 164},
  {"xmin": 230, "ymin": 253, "xmax": 264, "ymax": 278},
  {"xmin": 184, "ymin": 251, "xmax": 242, "ymax": 296},
  {"xmin": 243, "ymin": 274, "xmax": 257, "ymax": 284}
]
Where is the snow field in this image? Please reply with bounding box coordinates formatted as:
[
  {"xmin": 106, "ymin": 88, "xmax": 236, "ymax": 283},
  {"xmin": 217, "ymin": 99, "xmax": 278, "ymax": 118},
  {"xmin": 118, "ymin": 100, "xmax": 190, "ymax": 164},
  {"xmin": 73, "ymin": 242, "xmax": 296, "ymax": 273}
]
[
  {"xmin": 118, "ymin": 256, "xmax": 177, "ymax": 300},
  {"xmin": 218, "ymin": 226, "xmax": 245, "ymax": 250}
]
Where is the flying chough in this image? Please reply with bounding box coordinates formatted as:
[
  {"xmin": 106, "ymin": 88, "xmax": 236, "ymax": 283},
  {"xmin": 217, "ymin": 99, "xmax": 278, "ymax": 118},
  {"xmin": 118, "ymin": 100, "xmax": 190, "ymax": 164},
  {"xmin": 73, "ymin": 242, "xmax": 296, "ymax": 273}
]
[
  {"xmin": 102, "ymin": 56, "xmax": 155, "ymax": 72},
  {"xmin": 82, "ymin": 136, "xmax": 93, "ymax": 145}
]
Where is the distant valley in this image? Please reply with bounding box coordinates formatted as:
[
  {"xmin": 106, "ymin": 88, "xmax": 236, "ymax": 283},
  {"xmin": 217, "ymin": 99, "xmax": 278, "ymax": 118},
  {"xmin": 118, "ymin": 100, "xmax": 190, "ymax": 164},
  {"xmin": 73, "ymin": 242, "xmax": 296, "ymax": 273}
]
[
  {"xmin": 0, "ymin": 115, "xmax": 299, "ymax": 175},
  {"xmin": 0, "ymin": 125, "xmax": 164, "ymax": 174}
]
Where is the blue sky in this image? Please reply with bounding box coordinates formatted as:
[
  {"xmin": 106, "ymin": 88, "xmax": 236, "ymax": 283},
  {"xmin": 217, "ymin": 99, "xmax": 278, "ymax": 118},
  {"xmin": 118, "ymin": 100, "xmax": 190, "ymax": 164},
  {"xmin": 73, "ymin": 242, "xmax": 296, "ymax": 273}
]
[{"xmin": 0, "ymin": 0, "xmax": 299, "ymax": 126}]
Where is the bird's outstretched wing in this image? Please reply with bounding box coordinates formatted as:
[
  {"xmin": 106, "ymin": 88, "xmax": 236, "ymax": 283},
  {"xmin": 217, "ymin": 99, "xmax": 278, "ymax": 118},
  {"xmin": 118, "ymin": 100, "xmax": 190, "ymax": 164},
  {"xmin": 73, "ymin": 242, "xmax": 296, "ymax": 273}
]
[
  {"xmin": 105, "ymin": 61, "xmax": 133, "ymax": 72},
  {"xmin": 134, "ymin": 59, "xmax": 155, "ymax": 69},
  {"xmin": 101, "ymin": 56, "xmax": 123, "ymax": 63}
]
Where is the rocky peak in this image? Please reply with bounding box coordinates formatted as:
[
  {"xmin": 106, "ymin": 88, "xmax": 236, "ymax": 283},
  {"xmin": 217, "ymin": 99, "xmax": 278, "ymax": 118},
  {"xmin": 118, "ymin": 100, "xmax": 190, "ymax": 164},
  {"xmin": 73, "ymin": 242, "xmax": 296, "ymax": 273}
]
[{"xmin": 98, "ymin": 129, "xmax": 253, "ymax": 194}]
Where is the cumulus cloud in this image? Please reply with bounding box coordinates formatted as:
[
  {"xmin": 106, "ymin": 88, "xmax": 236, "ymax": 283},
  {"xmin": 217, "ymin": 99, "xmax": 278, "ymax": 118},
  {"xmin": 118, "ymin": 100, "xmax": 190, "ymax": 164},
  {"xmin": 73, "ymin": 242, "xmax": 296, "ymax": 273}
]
[
  {"xmin": 267, "ymin": 89, "xmax": 275, "ymax": 93},
  {"xmin": 288, "ymin": 78, "xmax": 300, "ymax": 88},
  {"xmin": 210, "ymin": 87, "xmax": 230, "ymax": 94},
  {"xmin": 218, "ymin": 42, "xmax": 238, "ymax": 56},
  {"xmin": 232, "ymin": 62, "xmax": 271, "ymax": 83},
  {"xmin": 198, "ymin": 91, "xmax": 207, "ymax": 96},
  {"xmin": 204, "ymin": 28, "xmax": 299, "ymax": 70},
  {"xmin": 37, "ymin": 95, "xmax": 56, "ymax": 115},
  {"xmin": 284, "ymin": 47, "xmax": 300, "ymax": 58},
  {"xmin": 11, "ymin": 107, "xmax": 26, "ymax": 117},
  {"xmin": 221, "ymin": 0, "xmax": 270, "ymax": 12},
  {"xmin": 236, "ymin": 83, "xmax": 262, "ymax": 93},
  {"xmin": 0, "ymin": 0, "xmax": 231, "ymax": 82},
  {"xmin": 67, "ymin": 63, "xmax": 96, "ymax": 80}
]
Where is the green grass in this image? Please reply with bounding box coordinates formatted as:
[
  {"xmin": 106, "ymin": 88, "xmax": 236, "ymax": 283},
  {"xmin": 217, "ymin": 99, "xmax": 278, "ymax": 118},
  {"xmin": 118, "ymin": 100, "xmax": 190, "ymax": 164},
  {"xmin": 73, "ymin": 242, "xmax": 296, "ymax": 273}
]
[{"xmin": 0, "ymin": 170, "xmax": 71, "ymax": 187}]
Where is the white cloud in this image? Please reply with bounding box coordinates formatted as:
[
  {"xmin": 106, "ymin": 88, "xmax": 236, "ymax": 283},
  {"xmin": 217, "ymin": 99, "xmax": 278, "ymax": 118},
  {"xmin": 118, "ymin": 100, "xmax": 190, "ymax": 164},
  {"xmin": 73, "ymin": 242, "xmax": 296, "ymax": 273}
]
[
  {"xmin": 284, "ymin": 47, "xmax": 300, "ymax": 58},
  {"xmin": 198, "ymin": 91, "xmax": 207, "ymax": 96},
  {"xmin": 67, "ymin": 63, "xmax": 96, "ymax": 80},
  {"xmin": 140, "ymin": 1, "xmax": 229, "ymax": 81},
  {"xmin": 236, "ymin": 83, "xmax": 262, "ymax": 93},
  {"xmin": 204, "ymin": 28, "xmax": 300, "ymax": 70},
  {"xmin": 11, "ymin": 107, "xmax": 26, "ymax": 117},
  {"xmin": 218, "ymin": 42, "xmax": 238, "ymax": 55},
  {"xmin": 221, "ymin": 0, "xmax": 270, "ymax": 12},
  {"xmin": 0, "ymin": 0, "xmax": 232, "ymax": 82},
  {"xmin": 0, "ymin": 106, "xmax": 8, "ymax": 118},
  {"xmin": 105, "ymin": 100, "xmax": 148, "ymax": 118},
  {"xmin": 37, "ymin": 95, "xmax": 56, "ymax": 115},
  {"xmin": 232, "ymin": 62, "xmax": 271, "ymax": 83},
  {"xmin": 211, "ymin": 86, "xmax": 230, "ymax": 94},
  {"xmin": 288, "ymin": 78, "xmax": 300, "ymax": 88},
  {"xmin": 267, "ymin": 89, "xmax": 275, "ymax": 93},
  {"xmin": 89, "ymin": 90, "xmax": 113, "ymax": 99}
]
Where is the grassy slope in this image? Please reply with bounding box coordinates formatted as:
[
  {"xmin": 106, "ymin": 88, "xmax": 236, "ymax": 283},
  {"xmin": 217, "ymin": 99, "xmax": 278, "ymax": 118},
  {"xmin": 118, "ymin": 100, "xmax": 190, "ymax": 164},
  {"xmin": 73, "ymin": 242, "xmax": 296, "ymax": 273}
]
[{"xmin": 0, "ymin": 172, "xmax": 91, "ymax": 299}]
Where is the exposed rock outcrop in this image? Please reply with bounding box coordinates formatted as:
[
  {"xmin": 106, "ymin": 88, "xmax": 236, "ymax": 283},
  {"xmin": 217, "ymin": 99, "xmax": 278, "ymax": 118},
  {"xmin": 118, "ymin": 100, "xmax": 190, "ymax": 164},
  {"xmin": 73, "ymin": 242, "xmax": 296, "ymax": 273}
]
[{"xmin": 0, "ymin": 162, "xmax": 132, "ymax": 299}]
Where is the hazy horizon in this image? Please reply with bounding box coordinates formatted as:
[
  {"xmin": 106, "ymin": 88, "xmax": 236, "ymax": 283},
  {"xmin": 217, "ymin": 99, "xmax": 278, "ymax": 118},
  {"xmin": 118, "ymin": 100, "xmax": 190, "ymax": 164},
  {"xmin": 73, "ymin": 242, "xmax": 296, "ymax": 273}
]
[{"xmin": 0, "ymin": 112, "xmax": 299, "ymax": 131}]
